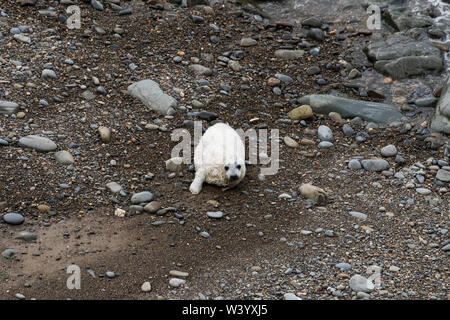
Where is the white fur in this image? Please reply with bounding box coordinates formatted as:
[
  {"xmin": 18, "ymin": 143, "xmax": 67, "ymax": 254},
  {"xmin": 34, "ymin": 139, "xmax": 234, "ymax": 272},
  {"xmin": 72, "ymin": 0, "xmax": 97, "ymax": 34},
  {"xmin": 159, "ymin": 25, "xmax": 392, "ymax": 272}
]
[{"xmin": 190, "ymin": 123, "xmax": 246, "ymax": 194}]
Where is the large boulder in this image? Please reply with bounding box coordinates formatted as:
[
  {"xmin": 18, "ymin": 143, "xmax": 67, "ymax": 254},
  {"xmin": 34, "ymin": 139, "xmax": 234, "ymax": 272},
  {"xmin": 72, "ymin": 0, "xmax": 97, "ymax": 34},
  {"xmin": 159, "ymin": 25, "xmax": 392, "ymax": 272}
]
[
  {"xmin": 364, "ymin": 35, "xmax": 443, "ymax": 79},
  {"xmin": 127, "ymin": 80, "xmax": 176, "ymax": 116},
  {"xmin": 367, "ymin": 0, "xmax": 428, "ymax": 31},
  {"xmin": 297, "ymin": 94, "xmax": 403, "ymax": 124},
  {"xmin": 430, "ymin": 77, "xmax": 450, "ymax": 134}
]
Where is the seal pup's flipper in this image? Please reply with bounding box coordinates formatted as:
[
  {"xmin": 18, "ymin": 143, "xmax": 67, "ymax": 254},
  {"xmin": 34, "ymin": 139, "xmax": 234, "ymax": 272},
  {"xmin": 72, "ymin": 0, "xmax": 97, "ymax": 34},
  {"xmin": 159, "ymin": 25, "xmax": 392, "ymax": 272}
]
[{"xmin": 190, "ymin": 168, "xmax": 206, "ymax": 194}]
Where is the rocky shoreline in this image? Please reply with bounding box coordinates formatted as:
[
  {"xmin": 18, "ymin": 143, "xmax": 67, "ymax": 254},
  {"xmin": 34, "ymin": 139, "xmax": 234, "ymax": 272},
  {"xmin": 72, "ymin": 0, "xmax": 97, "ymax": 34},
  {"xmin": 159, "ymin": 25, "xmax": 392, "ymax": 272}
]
[{"xmin": 0, "ymin": 0, "xmax": 449, "ymax": 300}]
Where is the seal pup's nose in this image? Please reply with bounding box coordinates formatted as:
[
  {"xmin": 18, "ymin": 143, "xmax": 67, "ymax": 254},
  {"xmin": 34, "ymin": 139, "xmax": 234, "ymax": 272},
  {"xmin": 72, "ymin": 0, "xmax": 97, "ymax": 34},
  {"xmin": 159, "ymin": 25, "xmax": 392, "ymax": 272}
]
[{"xmin": 229, "ymin": 174, "xmax": 239, "ymax": 181}]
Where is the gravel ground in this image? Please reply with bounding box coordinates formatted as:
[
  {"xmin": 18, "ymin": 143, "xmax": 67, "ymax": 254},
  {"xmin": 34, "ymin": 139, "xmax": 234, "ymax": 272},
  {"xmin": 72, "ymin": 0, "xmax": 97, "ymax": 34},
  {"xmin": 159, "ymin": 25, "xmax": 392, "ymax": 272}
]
[{"xmin": 0, "ymin": 0, "xmax": 448, "ymax": 300}]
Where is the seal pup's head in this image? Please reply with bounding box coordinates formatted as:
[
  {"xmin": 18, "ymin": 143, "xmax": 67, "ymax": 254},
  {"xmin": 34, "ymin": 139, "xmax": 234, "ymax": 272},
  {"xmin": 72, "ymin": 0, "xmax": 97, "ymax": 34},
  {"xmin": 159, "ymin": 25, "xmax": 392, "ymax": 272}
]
[{"xmin": 224, "ymin": 161, "xmax": 243, "ymax": 182}]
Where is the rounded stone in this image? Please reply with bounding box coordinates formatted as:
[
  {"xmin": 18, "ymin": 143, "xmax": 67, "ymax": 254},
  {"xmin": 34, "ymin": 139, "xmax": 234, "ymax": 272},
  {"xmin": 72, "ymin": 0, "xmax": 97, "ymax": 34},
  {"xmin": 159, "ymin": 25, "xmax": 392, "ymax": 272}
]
[
  {"xmin": 54, "ymin": 150, "xmax": 74, "ymax": 164},
  {"xmin": 348, "ymin": 159, "xmax": 362, "ymax": 170},
  {"xmin": 318, "ymin": 125, "xmax": 333, "ymax": 142},
  {"xmin": 287, "ymin": 105, "xmax": 313, "ymax": 120},
  {"xmin": 165, "ymin": 157, "xmax": 183, "ymax": 172},
  {"xmin": 98, "ymin": 126, "xmax": 111, "ymax": 143},
  {"xmin": 283, "ymin": 136, "xmax": 298, "ymax": 148},
  {"xmin": 342, "ymin": 124, "xmax": 355, "ymax": 136},
  {"xmin": 141, "ymin": 282, "xmax": 152, "ymax": 292},
  {"xmin": 381, "ymin": 144, "xmax": 397, "ymax": 157},
  {"xmin": 169, "ymin": 278, "xmax": 186, "ymax": 287},
  {"xmin": 436, "ymin": 169, "xmax": 450, "ymax": 182},
  {"xmin": 3, "ymin": 213, "xmax": 24, "ymax": 225}
]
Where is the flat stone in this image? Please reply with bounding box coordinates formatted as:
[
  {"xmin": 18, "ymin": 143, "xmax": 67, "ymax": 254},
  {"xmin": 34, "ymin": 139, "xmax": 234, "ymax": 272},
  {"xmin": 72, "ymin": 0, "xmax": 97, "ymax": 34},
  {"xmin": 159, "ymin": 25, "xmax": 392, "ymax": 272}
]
[
  {"xmin": 19, "ymin": 135, "xmax": 57, "ymax": 152},
  {"xmin": 144, "ymin": 201, "xmax": 161, "ymax": 213},
  {"xmin": 0, "ymin": 101, "xmax": 19, "ymax": 114},
  {"xmin": 298, "ymin": 95, "xmax": 403, "ymax": 124},
  {"xmin": 14, "ymin": 34, "xmax": 31, "ymax": 43},
  {"xmin": 207, "ymin": 211, "xmax": 223, "ymax": 219},
  {"xmin": 169, "ymin": 270, "xmax": 189, "ymax": 278},
  {"xmin": 54, "ymin": 151, "xmax": 74, "ymax": 164},
  {"xmin": 228, "ymin": 60, "xmax": 242, "ymax": 72},
  {"xmin": 274, "ymin": 49, "xmax": 305, "ymax": 60},
  {"xmin": 415, "ymin": 97, "xmax": 438, "ymax": 108},
  {"xmin": 436, "ymin": 169, "xmax": 450, "ymax": 182},
  {"xmin": 1, "ymin": 249, "xmax": 17, "ymax": 259},
  {"xmin": 349, "ymin": 211, "xmax": 367, "ymax": 219},
  {"xmin": 15, "ymin": 231, "xmax": 37, "ymax": 242},
  {"xmin": 302, "ymin": 17, "xmax": 322, "ymax": 27},
  {"xmin": 274, "ymin": 73, "xmax": 293, "ymax": 84},
  {"xmin": 81, "ymin": 90, "xmax": 95, "ymax": 101},
  {"xmin": 131, "ymin": 191, "xmax": 153, "ymax": 204},
  {"xmin": 416, "ymin": 188, "xmax": 431, "ymax": 195},
  {"xmin": 91, "ymin": 0, "xmax": 104, "ymax": 10},
  {"xmin": 127, "ymin": 79, "xmax": 177, "ymax": 116},
  {"xmin": 188, "ymin": 64, "xmax": 212, "ymax": 76},
  {"xmin": 361, "ymin": 159, "xmax": 390, "ymax": 172},
  {"xmin": 318, "ymin": 141, "xmax": 333, "ymax": 149},
  {"xmin": 106, "ymin": 182, "xmax": 122, "ymax": 193},
  {"xmin": 240, "ymin": 37, "xmax": 257, "ymax": 47}
]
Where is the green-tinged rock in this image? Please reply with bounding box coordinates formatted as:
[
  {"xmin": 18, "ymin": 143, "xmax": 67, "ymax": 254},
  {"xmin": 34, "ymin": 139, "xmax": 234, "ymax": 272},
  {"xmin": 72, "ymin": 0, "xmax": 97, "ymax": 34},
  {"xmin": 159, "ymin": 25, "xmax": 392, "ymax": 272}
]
[{"xmin": 297, "ymin": 94, "xmax": 403, "ymax": 124}]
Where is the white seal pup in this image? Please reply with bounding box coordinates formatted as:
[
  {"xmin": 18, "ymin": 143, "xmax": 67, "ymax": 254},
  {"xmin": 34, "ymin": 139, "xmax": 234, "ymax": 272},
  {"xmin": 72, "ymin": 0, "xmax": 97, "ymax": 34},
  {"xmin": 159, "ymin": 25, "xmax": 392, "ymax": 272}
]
[{"xmin": 190, "ymin": 122, "xmax": 246, "ymax": 194}]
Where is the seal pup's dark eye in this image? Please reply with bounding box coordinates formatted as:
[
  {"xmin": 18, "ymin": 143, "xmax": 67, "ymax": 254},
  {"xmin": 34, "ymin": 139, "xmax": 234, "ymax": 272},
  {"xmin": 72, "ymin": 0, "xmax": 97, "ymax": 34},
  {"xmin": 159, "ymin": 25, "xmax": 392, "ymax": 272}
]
[
  {"xmin": 236, "ymin": 164, "xmax": 241, "ymax": 170},
  {"xmin": 224, "ymin": 166, "xmax": 229, "ymax": 171}
]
